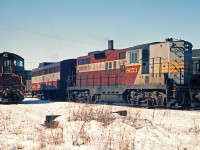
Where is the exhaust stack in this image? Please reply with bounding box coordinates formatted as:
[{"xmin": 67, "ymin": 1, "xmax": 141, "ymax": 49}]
[{"xmin": 108, "ymin": 40, "xmax": 114, "ymax": 50}]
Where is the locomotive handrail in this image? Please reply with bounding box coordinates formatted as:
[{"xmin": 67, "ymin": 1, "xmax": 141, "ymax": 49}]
[
  {"xmin": 168, "ymin": 71, "xmax": 184, "ymax": 81},
  {"xmin": 11, "ymin": 72, "xmax": 25, "ymax": 88},
  {"xmin": 20, "ymin": 76, "xmax": 25, "ymax": 88},
  {"xmin": 174, "ymin": 59, "xmax": 180, "ymax": 64},
  {"xmin": 167, "ymin": 62, "xmax": 185, "ymax": 83},
  {"xmin": 168, "ymin": 62, "xmax": 179, "ymax": 71}
]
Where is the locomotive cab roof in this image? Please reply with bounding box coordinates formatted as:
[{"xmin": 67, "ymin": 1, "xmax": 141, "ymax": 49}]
[{"xmin": 0, "ymin": 52, "xmax": 24, "ymax": 60}]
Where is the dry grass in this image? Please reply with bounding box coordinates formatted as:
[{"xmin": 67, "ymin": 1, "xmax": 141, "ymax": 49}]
[
  {"xmin": 68, "ymin": 105, "xmax": 116, "ymax": 127},
  {"xmin": 72, "ymin": 121, "xmax": 91, "ymax": 146}
]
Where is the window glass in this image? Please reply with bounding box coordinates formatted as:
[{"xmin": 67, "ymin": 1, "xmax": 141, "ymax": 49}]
[
  {"xmin": 105, "ymin": 62, "xmax": 108, "ymax": 70},
  {"xmin": 49, "ymin": 68, "xmax": 52, "ymax": 73},
  {"xmin": 3, "ymin": 59, "xmax": 10, "ymax": 73},
  {"xmin": 86, "ymin": 58, "xmax": 90, "ymax": 64},
  {"xmin": 113, "ymin": 61, "xmax": 116, "ymax": 69},
  {"xmin": 14, "ymin": 59, "xmax": 23, "ymax": 67},
  {"xmin": 109, "ymin": 62, "xmax": 112, "ymax": 69},
  {"xmin": 4, "ymin": 60, "xmax": 9, "ymax": 67},
  {"xmin": 48, "ymin": 68, "xmax": 51, "ymax": 74},
  {"xmin": 55, "ymin": 66, "xmax": 60, "ymax": 72},
  {"xmin": 44, "ymin": 69, "xmax": 48, "ymax": 74},
  {"xmin": 130, "ymin": 52, "xmax": 138, "ymax": 63},
  {"xmin": 119, "ymin": 52, "xmax": 126, "ymax": 59},
  {"xmin": 78, "ymin": 58, "xmax": 90, "ymax": 65}
]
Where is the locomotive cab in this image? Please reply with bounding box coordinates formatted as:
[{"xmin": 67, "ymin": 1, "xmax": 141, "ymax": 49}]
[
  {"xmin": 124, "ymin": 39, "xmax": 193, "ymax": 107},
  {"xmin": 1, "ymin": 52, "xmax": 24, "ymax": 74}
]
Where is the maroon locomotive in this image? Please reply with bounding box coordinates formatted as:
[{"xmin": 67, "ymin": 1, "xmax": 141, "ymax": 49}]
[{"xmin": 0, "ymin": 52, "xmax": 25, "ymax": 103}]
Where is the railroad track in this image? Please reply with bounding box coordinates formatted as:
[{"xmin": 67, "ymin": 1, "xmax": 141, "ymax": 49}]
[{"xmin": 63, "ymin": 100, "xmax": 200, "ymax": 111}]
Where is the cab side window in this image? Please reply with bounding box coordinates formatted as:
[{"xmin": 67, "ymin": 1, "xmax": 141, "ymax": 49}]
[
  {"xmin": 3, "ymin": 59, "xmax": 10, "ymax": 73},
  {"xmin": 130, "ymin": 52, "xmax": 138, "ymax": 63},
  {"xmin": 119, "ymin": 52, "xmax": 126, "ymax": 59}
]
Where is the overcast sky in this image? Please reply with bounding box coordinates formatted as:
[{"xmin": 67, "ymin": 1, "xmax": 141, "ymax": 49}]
[{"xmin": 0, "ymin": 0, "xmax": 200, "ymax": 70}]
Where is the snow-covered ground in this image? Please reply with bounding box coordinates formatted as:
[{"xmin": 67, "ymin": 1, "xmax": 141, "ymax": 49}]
[{"xmin": 0, "ymin": 98, "xmax": 200, "ymax": 150}]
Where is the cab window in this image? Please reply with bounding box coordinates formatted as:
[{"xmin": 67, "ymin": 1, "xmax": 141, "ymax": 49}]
[
  {"xmin": 14, "ymin": 59, "xmax": 23, "ymax": 67},
  {"xmin": 4, "ymin": 59, "xmax": 10, "ymax": 67},
  {"xmin": 119, "ymin": 52, "xmax": 126, "ymax": 59},
  {"xmin": 130, "ymin": 52, "xmax": 138, "ymax": 63}
]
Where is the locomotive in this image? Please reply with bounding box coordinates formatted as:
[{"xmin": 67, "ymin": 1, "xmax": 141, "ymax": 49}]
[
  {"xmin": 31, "ymin": 59, "xmax": 76, "ymax": 100},
  {"xmin": 67, "ymin": 39, "xmax": 200, "ymax": 108},
  {"xmin": 0, "ymin": 52, "xmax": 25, "ymax": 103}
]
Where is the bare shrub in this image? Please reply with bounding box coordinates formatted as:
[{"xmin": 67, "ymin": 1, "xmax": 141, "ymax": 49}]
[
  {"xmin": 36, "ymin": 127, "xmax": 46, "ymax": 149},
  {"xmin": 34, "ymin": 125, "xmax": 64, "ymax": 149},
  {"xmin": 103, "ymin": 128, "xmax": 134, "ymax": 150},
  {"xmin": 72, "ymin": 121, "xmax": 91, "ymax": 146},
  {"xmin": 68, "ymin": 106, "xmax": 116, "ymax": 127},
  {"xmin": 118, "ymin": 128, "xmax": 131, "ymax": 150},
  {"xmin": 50, "ymin": 127, "xmax": 64, "ymax": 145},
  {"xmin": 122, "ymin": 110, "xmax": 155, "ymax": 130}
]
